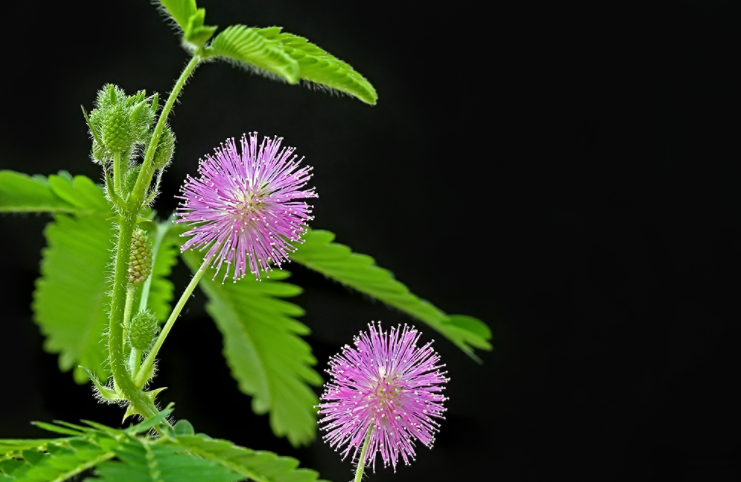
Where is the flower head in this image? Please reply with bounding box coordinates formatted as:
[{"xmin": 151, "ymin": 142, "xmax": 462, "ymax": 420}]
[
  {"xmin": 176, "ymin": 133, "xmax": 316, "ymax": 281},
  {"xmin": 318, "ymin": 322, "xmax": 448, "ymax": 471}
]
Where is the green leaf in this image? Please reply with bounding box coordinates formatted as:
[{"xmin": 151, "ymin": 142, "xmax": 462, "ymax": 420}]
[
  {"xmin": 0, "ymin": 171, "xmax": 74, "ymax": 214},
  {"xmin": 183, "ymin": 8, "xmax": 218, "ymax": 48},
  {"xmin": 257, "ymin": 27, "xmax": 377, "ymax": 105},
  {"xmin": 95, "ymin": 442, "xmax": 239, "ymax": 482},
  {"xmin": 291, "ymin": 229, "xmax": 492, "ymax": 360},
  {"xmin": 0, "ymin": 436, "xmax": 114, "ymax": 482},
  {"xmin": 0, "ymin": 440, "xmax": 63, "ymax": 457},
  {"xmin": 32, "ymin": 177, "xmax": 115, "ymax": 384},
  {"xmin": 206, "ymin": 25, "xmax": 300, "ymax": 83},
  {"xmin": 46, "ymin": 174, "xmax": 111, "ymax": 214},
  {"xmin": 0, "ymin": 171, "xmax": 109, "ymax": 215},
  {"xmin": 181, "ymin": 251, "xmax": 321, "ymax": 447},
  {"xmin": 204, "ymin": 25, "xmax": 377, "ymax": 104},
  {"xmin": 156, "ymin": 0, "xmax": 197, "ymax": 32},
  {"xmin": 174, "ymin": 434, "xmax": 327, "ymax": 482}
]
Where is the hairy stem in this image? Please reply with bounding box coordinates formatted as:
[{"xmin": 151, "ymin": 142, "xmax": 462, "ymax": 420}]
[
  {"xmin": 130, "ymin": 54, "xmax": 201, "ymax": 210},
  {"xmin": 135, "ymin": 257, "xmax": 209, "ymax": 388},
  {"xmin": 354, "ymin": 427, "xmax": 373, "ymax": 482},
  {"xmin": 108, "ymin": 217, "xmax": 160, "ymax": 420},
  {"xmin": 122, "ymin": 286, "xmax": 135, "ymax": 350}
]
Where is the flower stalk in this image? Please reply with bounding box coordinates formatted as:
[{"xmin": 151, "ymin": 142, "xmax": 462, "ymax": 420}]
[
  {"xmin": 354, "ymin": 428, "xmax": 373, "ymax": 482},
  {"xmin": 134, "ymin": 257, "xmax": 209, "ymax": 388}
]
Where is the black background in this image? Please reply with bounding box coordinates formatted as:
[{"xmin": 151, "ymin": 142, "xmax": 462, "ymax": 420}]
[{"xmin": 0, "ymin": 1, "xmax": 738, "ymax": 480}]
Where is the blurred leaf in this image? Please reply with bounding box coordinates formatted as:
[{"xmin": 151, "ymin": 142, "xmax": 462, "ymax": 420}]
[
  {"xmin": 0, "ymin": 171, "xmax": 109, "ymax": 214},
  {"xmin": 32, "ymin": 175, "xmax": 114, "ymax": 384},
  {"xmin": 182, "ymin": 251, "xmax": 321, "ymax": 447}
]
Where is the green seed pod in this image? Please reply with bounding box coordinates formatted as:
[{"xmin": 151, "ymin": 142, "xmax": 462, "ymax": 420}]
[
  {"xmin": 152, "ymin": 127, "xmax": 175, "ymax": 170},
  {"xmin": 101, "ymin": 104, "xmax": 131, "ymax": 154},
  {"xmin": 128, "ymin": 229, "xmax": 153, "ymax": 286},
  {"xmin": 128, "ymin": 310, "xmax": 159, "ymax": 351}
]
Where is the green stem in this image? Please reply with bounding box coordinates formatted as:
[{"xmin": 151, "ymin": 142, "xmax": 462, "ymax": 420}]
[
  {"xmin": 113, "ymin": 152, "xmax": 122, "ymax": 194},
  {"xmin": 122, "ymin": 286, "xmax": 136, "ymax": 350},
  {"xmin": 108, "ymin": 217, "xmax": 160, "ymax": 420},
  {"xmin": 130, "ymin": 54, "xmax": 201, "ymax": 210},
  {"xmin": 128, "ymin": 347, "xmax": 141, "ymax": 376},
  {"xmin": 135, "ymin": 257, "xmax": 209, "ymax": 388},
  {"xmin": 354, "ymin": 427, "xmax": 373, "ymax": 482}
]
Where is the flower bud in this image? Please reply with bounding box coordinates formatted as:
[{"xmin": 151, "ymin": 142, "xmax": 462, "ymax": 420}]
[
  {"xmin": 128, "ymin": 229, "xmax": 153, "ymax": 286},
  {"xmin": 128, "ymin": 310, "xmax": 159, "ymax": 351},
  {"xmin": 101, "ymin": 104, "xmax": 131, "ymax": 154}
]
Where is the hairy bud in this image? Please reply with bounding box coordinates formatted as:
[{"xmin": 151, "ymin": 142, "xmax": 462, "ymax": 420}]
[
  {"xmin": 101, "ymin": 104, "xmax": 131, "ymax": 154},
  {"xmin": 128, "ymin": 310, "xmax": 159, "ymax": 351},
  {"xmin": 128, "ymin": 229, "xmax": 153, "ymax": 286}
]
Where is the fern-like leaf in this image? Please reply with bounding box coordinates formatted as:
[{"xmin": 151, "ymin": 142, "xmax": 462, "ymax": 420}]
[
  {"xmin": 174, "ymin": 434, "xmax": 328, "ymax": 482},
  {"xmin": 181, "ymin": 251, "xmax": 322, "ymax": 447},
  {"xmin": 257, "ymin": 27, "xmax": 377, "ymax": 105},
  {"xmin": 32, "ymin": 176, "xmax": 114, "ymax": 384},
  {"xmin": 94, "ymin": 442, "xmax": 240, "ymax": 482},
  {"xmin": 291, "ymin": 229, "xmax": 492, "ymax": 360},
  {"xmin": 0, "ymin": 436, "xmax": 115, "ymax": 482}
]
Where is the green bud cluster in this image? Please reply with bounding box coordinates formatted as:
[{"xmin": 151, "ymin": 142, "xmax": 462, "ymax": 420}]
[
  {"xmin": 86, "ymin": 84, "xmax": 158, "ymax": 163},
  {"xmin": 128, "ymin": 310, "xmax": 159, "ymax": 351},
  {"xmin": 128, "ymin": 229, "xmax": 153, "ymax": 286}
]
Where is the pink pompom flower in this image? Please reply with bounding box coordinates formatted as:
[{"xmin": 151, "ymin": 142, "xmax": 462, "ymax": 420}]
[
  {"xmin": 318, "ymin": 322, "xmax": 448, "ymax": 471},
  {"xmin": 176, "ymin": 132, "xmax": 316, "ymax": 281}
]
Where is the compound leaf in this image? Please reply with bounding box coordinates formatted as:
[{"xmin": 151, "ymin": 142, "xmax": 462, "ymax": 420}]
[
  {"xmin": 291, "ymin": 229, "xmax": 492, "ymax": 360},
  {"xmin": 94, "ymin": 442, "xmax": 239, "ymax": 482},
  {"xmin": 181, "ymin": 251, "xmax": 321, "ymax": 447},
  {"xmin": 32, "ymin": 177, "xmax": 114, "ymax": 384},
  {"xmin": 174, "ymin": 434, "xmax": 327, "ymax": 482}
]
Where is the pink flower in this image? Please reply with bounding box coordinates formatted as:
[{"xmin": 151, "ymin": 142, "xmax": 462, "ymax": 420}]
[
  {"xmin": 318, "ymin": 322, "xmax": 448, "ymax": 471},
  {"xmin": 176, "ymin": 132, "xmax": 316, "ymax": 281}
]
